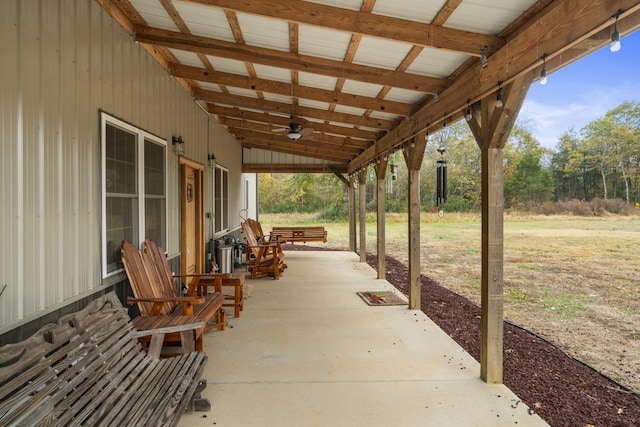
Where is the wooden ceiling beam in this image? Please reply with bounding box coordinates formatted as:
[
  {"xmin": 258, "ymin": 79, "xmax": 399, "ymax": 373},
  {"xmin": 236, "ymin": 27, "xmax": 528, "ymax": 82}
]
[
  {"xmin": 169, "ymin": 63, "xmax": 414, "ymax": 116},
  {"xmin": 219, "ymin": 118, "xmax": 373, "ymax": 149},
  {"xmin": 229, "ymin": 128, "xmax": 366, "ymax": 156},
  {"xmin": 350, "ymin": 0, "xmax": 640, "ymax": 172},
  {"xmin": 238, "ymin": 138, "xmax": 356, "ymax": 163},
  {"xmin": 186, "ymin": 0, "xmax": 502, "ymax": 56},
  {"xmin": 208, "ymin": 105, "xmax": 380, "ymax": 141},
  {"xmin": 199, "ymin": 92, "xmax": 394, "ymax": 130},
  {"xmin": 242, "ymin": 163, "xmax": 349, "ymax": 174},
  {"xmin": 133, "ymin": 25, "xmax": 449, "ymax": 93}
]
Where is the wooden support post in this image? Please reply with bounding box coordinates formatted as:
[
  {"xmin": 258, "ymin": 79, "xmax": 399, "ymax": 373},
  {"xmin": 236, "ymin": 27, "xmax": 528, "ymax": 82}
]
[
  {"xmin": 375, "ymin": 157, "xmax": 389, "ymax": 279},
  {"xmin": 348, "ymin": 175, "xmax": 356, "ymax": 252},
  {"xmin": 358, "ymin": 169, "xmax": 368, "ymax": 262},
  {"xmin": 480, "ymin": 145, "xmax": 504, "ymax": 383},
  {"xmin": 403, "ymin": 132, "xmax": 427, "ymax": 310},
  {"xmin": 468, "ymin": 72, "xmax": 533, "ymax": 383}
]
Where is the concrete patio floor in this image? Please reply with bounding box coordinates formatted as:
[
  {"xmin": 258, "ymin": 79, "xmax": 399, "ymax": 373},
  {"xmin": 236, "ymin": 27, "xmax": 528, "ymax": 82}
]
[{"xmin": 179, "ymin": 250, "xmax": 549, "ymax": 427}]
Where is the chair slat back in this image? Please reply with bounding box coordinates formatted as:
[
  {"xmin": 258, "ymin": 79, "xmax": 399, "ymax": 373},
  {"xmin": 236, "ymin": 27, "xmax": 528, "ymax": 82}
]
[
  {"xmin": 144, "ymin": 239, "xmax": 180, "ymax": 299},
  {"xmin": 241, "ymin": 221, "xmax": 261, "ymax": 258},
  {"xmin": 121, "ymin": 240, "xmax": 176, "ymax": 315}
]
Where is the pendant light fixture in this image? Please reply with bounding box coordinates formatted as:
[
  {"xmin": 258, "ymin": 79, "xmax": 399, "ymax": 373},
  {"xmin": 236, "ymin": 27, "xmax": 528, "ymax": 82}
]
[
  {"xmin": 480, "ymin": 47, "xmax": 488, "ymax": 69},
  {"xmin": 495, "ymin": 83, "xmax": 503, "ymax": 109},
  {"xmin": 540, "ymin": 54, "xmax": 548, "ymax": 86},
  {"xmin": 611, "ymin": 10, "xmax": 622, "ymax": 53},
  {"xmin": 465, "ymin": 100, "xmax": 473, "ymax": 121}
]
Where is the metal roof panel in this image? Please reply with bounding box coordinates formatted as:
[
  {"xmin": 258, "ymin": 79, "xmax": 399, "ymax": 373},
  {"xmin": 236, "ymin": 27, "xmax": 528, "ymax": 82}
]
[
  {"xmin": 253, "ymin": 65, "xmax": 292, "ymax": 84},
  {"xmin": 207, "ymin": 57, "xmax": 250, "ymax": 76},
  {"xmin": 298, "ymin": 72, "xmax": 339, "ymax": 91},
  {"xmin": 352, "ymin": 36, "xmax": 414, "ymax": 70},
  {"xmin": 299, "ymin": 24, "xmax": 352, "ymax": 61},
  {"xmin": 372, "ymin": 0, "xmax": 445, "ymax": 24},
  {"xmin": 236, "ymin": 13, "xmax": 290, "ymax": 51},
  {"xmin": 446, "ymin": 0, "xmax": 539, "ymax": 35},
  {"xmin": 173, "ymin": 0, "xmax": 235, "ymax": 41},
  {"xmin": 130, "ymin": 0, "xmax": 178, "ymax": 31},
  {"xmin": 405, "ymin": 48, "xmax": 469, "ymax": 79}
]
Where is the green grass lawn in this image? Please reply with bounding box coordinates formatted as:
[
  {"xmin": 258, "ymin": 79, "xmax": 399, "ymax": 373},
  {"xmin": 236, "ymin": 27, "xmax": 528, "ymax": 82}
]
[{"xmin": 259, "ymin": 211, "xmax": 640, "ymax": 391}]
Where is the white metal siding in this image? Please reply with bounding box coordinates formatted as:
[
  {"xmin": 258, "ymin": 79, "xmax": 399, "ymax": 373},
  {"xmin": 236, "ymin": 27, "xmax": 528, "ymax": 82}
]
[{"xmin": 0, "ymin": 0, "xmax": 253, "ymax": 333}]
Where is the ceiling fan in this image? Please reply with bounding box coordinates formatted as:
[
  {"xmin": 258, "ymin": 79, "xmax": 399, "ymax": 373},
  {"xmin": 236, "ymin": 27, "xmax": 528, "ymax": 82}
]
[{"xmin": 273, "ymin": 116, "xmax": 314, "ymax": 141}]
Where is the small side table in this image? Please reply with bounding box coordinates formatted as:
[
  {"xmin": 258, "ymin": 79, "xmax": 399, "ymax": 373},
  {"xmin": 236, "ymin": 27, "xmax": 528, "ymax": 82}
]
[{"xmin": 222, "ymin": 272, "xmax": 246, "ymax": 317}]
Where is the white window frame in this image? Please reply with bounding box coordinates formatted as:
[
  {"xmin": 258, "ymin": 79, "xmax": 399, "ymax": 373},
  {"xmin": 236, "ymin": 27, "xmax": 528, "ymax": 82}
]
[
  {"xmin": 214, "ymin": 164, "xmax": 229, "ymax": 234},
  {"xmin": 100, "ymin": 112, "xmax": 167, "ymax": 278}
]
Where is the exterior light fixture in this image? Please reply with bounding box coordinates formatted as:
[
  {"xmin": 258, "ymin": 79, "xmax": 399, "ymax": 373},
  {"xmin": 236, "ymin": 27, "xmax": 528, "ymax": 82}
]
[
  {"xmin": 287, "ymin": 130, "xmax": 302, "ymax": 141},
  {"xmin": 540, "ymin": 54, "xmax": 548, "ymax": 86},
  {"xmin": 495, "ymin": 83, "xmax": 503, "ymax": 109},
  {"xmin": 465, "ymin": 100, "xmax": 473, "ymax": 121},
  {"xmin": 611, "ymin": 10, "xmax": 622, "ymax": 52},
  {"xmin": 432, "ymin": 90, "xmax": 439, "ymax": 103},
  {"xmin": 208, "ymin": 153, "xmax": 216, "ymax": 168},
  {"xmin": 172, "ymin": 136, "xmax": 185, "ymax": 156},
  {"xmin": 480, "ymin": 47, "xmax": 488, "ymax": 69}
]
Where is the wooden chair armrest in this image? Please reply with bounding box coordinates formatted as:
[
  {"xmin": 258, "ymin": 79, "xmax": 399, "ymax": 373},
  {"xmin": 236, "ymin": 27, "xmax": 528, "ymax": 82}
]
[
  {"xmin": 127, "ymin": 296, "xmax": 205, "ymax": 304},
  {"xmin": 174, "ymin": 273, "xmax": 232, "ymax": 280},
  {"xmin": 247, "ymin": 243, "xmax": 281, "ymax": 249},
  {"xmin": 131, "ymin": 321, "xmax": 205, "ymax": 338},
  {"xmin": 127, "ymin": 296, "xmax": 205, "ymax": 316},
  {"xmin": 183, "ymin": 275, "xmax": 226, "ymax": 296}
]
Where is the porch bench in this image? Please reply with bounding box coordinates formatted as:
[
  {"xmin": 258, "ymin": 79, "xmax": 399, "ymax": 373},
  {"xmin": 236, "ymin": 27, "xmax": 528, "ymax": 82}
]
[
  {"xmin": 270, "ymin": 226, "xmax": 327, "ymax": 243},
  {"xmin": 0, "ymin": 292, "xmax": 210, "ymax": 427}
]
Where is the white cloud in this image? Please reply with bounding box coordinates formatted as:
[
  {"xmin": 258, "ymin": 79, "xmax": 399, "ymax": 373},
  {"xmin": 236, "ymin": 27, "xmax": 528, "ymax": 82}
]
[{"xmin": 520, "ymin": 82, "xmax": 640, "ymax": 149}]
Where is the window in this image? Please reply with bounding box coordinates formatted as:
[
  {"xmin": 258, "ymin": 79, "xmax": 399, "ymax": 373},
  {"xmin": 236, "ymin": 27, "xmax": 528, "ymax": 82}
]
[
  {"xmin": 214, "ymin": 165, "xmax": 229, "ymax": 233},
  {"xmin": 101, "ymin": 113, "xmax": 166, "ymax": 278}
]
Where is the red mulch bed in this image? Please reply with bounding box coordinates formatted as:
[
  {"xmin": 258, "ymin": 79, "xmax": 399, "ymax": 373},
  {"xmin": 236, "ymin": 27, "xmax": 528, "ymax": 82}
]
[{"xmin": 282, "ymin": 244, "xmax": 640, "ymax": 427}]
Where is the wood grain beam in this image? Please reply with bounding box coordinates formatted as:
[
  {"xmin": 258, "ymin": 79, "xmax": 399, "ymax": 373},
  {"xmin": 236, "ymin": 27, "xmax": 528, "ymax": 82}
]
[
  {"xmin": 133, "ymin": 25, "xmax": 448, "ymax": 93},
  {"xmin": 208, "ymin": 105, "xmax": 380, "ymax": 141},
  {"xmin": 186, "ymin": 0, "xmax": 502, "ymax": 56},
  {"xmin": 238, "ymin": 138, "xmax": 354, "ymax": 163},
  {"xmin": 199, "ymin": 91, "xmax": 394, "ymax": 130},
  {"xmin": 230, "ymin": 128, "xmax": 365, "ymax": 155},
  {"xmin": 431, "ymin": 0, "xmax": 463, "ymax": 26},
  {"xmin": 350, "ymin": 0, "xmax": 640, "ymax": 172},
  {"xmin": 242, "ymin": 163, "xmax": 348, "ymax": 174},
  {"xmin": 169, "ymin": 63, "xmax": 414, "ymax": 116},
  {"xmin": 220, "ymin": 118, "xmax": 372, "ymax": 149}
]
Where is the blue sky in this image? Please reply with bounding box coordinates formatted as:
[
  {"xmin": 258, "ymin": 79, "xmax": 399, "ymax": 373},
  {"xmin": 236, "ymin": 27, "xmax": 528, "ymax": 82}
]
[{"xmin": 520, "ymin": 30, "xmax": 640, "ymax": 149}]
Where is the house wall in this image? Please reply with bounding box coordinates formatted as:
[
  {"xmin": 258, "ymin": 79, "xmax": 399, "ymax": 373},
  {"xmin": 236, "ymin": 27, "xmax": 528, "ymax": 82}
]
[{"xmin": 0, "ymin": 0, "xmax": 255, "ymax": 339}]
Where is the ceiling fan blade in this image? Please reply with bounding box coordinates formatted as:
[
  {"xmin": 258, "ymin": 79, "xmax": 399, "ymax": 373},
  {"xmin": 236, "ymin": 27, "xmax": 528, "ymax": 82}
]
[
  {"xmin": 272, "ymin": 127, "xmax": 288, "ymax": 132},
  {"xmin": 300, "ymin": 127, "xmax": 314, "ymax": 137}
]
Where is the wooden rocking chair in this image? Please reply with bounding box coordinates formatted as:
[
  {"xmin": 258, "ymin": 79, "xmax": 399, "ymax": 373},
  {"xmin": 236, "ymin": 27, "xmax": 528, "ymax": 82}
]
[{"xmin": 241, "ymin": 220, "xmax": 287, "ymax": 279}]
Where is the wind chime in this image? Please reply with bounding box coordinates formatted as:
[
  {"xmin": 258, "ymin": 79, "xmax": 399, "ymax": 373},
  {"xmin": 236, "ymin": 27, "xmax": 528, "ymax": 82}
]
[
  {"xmin": 436, "ymin": 147, "xmax": 447, "ymax": 217},
  {"xmin": 387, "ymin": 152, "xmax": 398, "ymax": 194}
]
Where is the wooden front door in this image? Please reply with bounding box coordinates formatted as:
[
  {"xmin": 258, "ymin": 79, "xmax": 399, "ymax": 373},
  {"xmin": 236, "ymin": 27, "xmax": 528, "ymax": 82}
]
[{"xmin": 180, "ymin": 159, "xmax": 205, "ymax": 276}]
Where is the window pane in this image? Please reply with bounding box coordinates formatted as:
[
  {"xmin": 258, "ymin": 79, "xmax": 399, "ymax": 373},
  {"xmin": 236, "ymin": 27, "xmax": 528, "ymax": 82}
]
[
  {"xmin": 106, "ymin": 196, "xmax": 138, "ymax": 273},
  {"xmin": 145, "ymin": 197, "xmax": 166, "ymax": 248},
  {"xmin": 144, "ymin": 139, "xmax": 165, "ymax": 196},
  {"xmin": 106, "ymin": 125, "xmax": 137, "ymax": 195}
]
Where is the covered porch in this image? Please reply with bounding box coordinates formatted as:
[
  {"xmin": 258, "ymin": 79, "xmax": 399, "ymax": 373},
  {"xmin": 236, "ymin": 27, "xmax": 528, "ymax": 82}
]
[{"xmin": 180, "ymin": 250, "xmax": 548, "ymax": 426}]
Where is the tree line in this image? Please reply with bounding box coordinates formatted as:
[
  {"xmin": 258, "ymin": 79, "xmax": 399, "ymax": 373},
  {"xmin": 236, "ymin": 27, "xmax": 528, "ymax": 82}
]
[{"xmin": 259, "ymin": 101, "xmax": 640, "ymax": 217}]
